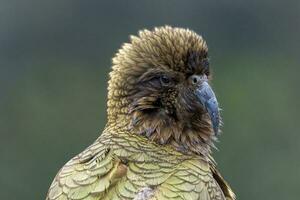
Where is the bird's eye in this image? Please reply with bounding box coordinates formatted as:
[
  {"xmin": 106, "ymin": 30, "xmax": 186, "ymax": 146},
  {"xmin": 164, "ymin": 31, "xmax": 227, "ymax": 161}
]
[{"xmin": 160, "ymin": 75, "xmax": 171, "ymax": 85}]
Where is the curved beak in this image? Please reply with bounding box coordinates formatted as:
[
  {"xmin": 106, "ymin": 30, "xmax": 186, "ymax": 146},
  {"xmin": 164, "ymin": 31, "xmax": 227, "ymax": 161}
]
[{"xmin": 195, "ymin": 81, "xmax": 220, "ymax": 135}]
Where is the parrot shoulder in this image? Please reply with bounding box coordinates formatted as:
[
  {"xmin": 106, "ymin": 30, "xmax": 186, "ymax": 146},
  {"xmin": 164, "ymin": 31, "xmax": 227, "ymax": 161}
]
[
  {"xmin": 46, "ymin": 133, "xmax": 126, "ymax": 200},
  {"xmin": 147, "ymin": 158, "xmax": 235, "ymax": 200}
]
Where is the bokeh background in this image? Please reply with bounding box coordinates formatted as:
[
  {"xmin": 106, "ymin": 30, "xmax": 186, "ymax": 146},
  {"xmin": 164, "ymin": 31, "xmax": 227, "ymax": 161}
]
[{"xmin": 1, "ymin": 1, "xmax": 299, "ymax": 199}]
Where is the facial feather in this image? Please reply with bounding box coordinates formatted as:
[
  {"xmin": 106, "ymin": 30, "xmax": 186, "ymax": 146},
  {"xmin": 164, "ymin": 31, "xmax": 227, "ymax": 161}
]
[{"xmin": 107, "ymin": 26, "xmax": 219, "ymax": 156}]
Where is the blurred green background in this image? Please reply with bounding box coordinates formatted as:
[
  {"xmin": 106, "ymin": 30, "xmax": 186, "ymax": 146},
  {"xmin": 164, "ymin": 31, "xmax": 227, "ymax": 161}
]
[{"xmin": 1, "ymin": 1, "xmax": 299, "ymax": 199}]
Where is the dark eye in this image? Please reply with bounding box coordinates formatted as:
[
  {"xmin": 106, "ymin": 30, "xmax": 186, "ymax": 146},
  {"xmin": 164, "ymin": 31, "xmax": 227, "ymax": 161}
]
[{"xmin": 160, "ymin": 75, "xmax": 171, "ymax": 85}]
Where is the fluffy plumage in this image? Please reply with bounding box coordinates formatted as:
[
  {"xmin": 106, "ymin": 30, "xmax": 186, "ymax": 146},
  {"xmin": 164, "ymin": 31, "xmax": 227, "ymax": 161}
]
[{"xmin": 46, "ymin": 26, "xmax": 235, "ymax": 200}]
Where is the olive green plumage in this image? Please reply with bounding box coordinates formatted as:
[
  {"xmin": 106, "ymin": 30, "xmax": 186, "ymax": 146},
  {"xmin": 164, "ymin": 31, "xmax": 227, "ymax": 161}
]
[{"xmin": 46, "ymin": 26, "xmax": 235, "ymax": 200}]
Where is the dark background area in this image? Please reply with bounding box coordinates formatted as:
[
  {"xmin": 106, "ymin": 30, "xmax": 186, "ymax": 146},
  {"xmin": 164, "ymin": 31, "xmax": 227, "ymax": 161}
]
[{"xmin": 1, "ymin": 1, "xmax": 299, "ymax": 199}]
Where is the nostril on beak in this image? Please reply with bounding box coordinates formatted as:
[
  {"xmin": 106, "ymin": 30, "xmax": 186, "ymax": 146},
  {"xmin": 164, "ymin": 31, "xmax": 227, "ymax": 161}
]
[
  {"xmin": 193, "ymin": 77, "xmax": 198, "ymax": 84},
  {"xmin": 189, "ymin": 75, "xmax": 207, "ymax": 85}
]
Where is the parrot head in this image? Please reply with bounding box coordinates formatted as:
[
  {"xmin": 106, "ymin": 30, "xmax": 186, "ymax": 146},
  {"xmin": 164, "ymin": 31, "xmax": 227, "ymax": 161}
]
[{"xmin": 107, "ymin": 26, "xmax": 220, "ymax": 155}]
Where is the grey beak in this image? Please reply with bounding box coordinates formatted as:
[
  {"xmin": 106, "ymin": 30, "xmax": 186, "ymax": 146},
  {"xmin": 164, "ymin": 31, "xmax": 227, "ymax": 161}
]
[{"xmin": 195, "ymin": 81, "xmax": 220, "ymax": 135}]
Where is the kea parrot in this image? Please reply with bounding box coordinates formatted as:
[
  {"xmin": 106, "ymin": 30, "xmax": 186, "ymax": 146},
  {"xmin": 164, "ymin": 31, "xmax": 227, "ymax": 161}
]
[{"xmin": 46, "ymin": 26, "xmax": 235, "ymax": 200}]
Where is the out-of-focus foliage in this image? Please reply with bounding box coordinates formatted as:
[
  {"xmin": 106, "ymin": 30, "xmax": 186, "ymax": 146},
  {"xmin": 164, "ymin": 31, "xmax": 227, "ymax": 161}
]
[{"xmin": 0, "ymin": 1, "xmax": 299, "ymax": 199}]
